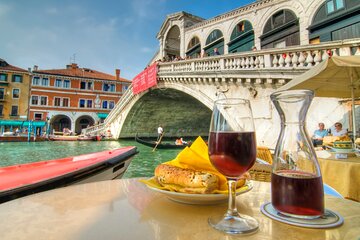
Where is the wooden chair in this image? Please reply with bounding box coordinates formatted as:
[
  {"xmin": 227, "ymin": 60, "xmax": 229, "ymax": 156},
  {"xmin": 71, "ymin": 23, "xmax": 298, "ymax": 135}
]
[
  {"xmin": 256, "ymin": 146, "xmax": 273, "ymax": 164},
  {"xmin": 248, "ymin": 146, "xmax": 273, "ymax": 182}
]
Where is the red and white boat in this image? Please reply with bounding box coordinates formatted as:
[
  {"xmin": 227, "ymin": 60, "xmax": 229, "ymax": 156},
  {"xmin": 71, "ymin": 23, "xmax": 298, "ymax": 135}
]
[{"xmin": 0, "ymin": 146, "xmax": 138, "ymax": 203}]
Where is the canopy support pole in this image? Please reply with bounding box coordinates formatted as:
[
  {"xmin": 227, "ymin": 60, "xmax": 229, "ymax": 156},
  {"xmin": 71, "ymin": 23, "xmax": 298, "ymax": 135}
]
[{"xmin": 351, "ymin": 87, "xmax": 356, "ymax": 141}]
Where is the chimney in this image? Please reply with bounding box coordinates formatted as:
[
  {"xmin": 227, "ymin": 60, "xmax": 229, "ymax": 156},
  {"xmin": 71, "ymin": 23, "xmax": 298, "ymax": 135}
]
[
  {"xmin": 115, "ymin": 69, "xmax": 120, "ymax": 80},
  {"xmin": 71, "ymin": 63, "xmax": 78, "ymax": 69},
  {"xmin": 33, "ymin": 65, "xmax": 38, "ymax": 71}
]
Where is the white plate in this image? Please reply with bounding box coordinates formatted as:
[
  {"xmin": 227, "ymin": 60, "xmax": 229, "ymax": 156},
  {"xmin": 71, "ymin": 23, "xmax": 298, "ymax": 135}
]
[{"xmin": 147, "ymin": 180, "xmax": 253, "ymax": 205}]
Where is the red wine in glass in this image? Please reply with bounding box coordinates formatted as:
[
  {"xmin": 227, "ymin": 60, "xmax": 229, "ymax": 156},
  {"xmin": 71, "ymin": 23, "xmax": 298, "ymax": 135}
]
[
  {"xmin": 271, "ymin": 170, "xmax": 324, "ymax": 217},
  {"xmin": 207, "ymin": 98, "xmax": 258, "ymax": 234},
  {"xmin": 209, "ymin": 131, "xmax": 256, "ymax": 178}
]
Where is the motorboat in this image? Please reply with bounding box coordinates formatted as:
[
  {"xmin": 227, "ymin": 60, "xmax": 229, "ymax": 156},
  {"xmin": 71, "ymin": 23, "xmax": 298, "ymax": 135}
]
[{"xmin": 0, "ymin": 146, "xmax": 138, "ymax": 203}]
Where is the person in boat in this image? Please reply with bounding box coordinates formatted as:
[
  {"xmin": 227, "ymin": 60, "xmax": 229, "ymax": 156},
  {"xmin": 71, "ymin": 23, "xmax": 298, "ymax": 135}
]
[
  {"xmin": 63, "ymin": 127, "xmax": 73, "ymax": 136},
  {"xmin": 175, "ymin": 138, "xmax": 187, "ymax": 145},
  {"xmin": 14, "ymin": 128, "xmax": 20, "ymax": 136},
  {"xmin": 157, "ymin": 125, "xmax": 164, "ymax": 142}
]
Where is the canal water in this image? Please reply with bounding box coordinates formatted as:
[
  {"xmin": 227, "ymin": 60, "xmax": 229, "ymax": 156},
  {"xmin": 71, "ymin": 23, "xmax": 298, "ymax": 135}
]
[{"xmin": 0, "ymin": 140, "xmax": 183, "ymax": 178}]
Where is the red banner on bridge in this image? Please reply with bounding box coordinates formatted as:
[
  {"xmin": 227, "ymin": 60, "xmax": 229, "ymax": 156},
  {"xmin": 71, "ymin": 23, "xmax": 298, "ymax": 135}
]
[{"xmin": 132, "ymin": 63, "xmax": 158, "ymax": 94}]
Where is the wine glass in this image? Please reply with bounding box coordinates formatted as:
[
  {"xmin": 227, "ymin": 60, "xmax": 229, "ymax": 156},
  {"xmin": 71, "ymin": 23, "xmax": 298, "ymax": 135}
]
[{"xmin": 208, "ymin": 98, "xmax": 258, "ymax": 234}]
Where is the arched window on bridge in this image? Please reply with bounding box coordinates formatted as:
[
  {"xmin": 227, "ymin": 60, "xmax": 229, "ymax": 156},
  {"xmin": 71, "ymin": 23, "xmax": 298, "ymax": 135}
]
[
  {"xmin": 165, "ymin": 25, "xmax": 181, "ymax": 61},
  {"xmin": 260, "ymin": 9, "xmax": 300, "ymax": 49},
  {"xmin": 308, "ymin": 0, "xmax": 360, "ymax": 45},
  {"xmin": 186, "ymin": 36, "xmax": 201, "ymax": 58},
  {"xmin": 204, "ymin": 29, "xmax": 224, "ymax": 56},
  {"xmin": 228, "ymin": 20, "xmax": 255, "ymax": 53}
]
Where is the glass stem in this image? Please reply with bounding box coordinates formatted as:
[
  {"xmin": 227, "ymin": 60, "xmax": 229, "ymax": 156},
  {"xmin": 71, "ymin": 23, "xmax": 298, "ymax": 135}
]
[{"xmin": 226, "ymin": 179, "xmax": 239, "ymax": 217}]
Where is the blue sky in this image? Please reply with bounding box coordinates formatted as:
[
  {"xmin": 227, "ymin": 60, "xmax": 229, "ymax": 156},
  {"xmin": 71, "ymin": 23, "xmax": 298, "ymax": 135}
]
[{"xmin": 0, "ymin": 0, "xmax": 253, "ymax": 80}]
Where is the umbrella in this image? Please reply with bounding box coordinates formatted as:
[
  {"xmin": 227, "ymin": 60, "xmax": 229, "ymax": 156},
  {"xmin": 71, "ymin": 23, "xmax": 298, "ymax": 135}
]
[{"xmin": 277, "ymin": 55, "xmax": 360, "ymax": 140}]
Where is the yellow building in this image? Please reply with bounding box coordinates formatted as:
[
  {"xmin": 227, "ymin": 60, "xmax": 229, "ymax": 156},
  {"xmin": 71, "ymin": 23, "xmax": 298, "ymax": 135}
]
[{"xmin": 0, "ymin": 58, "xmax": 31, "ymax": 132}]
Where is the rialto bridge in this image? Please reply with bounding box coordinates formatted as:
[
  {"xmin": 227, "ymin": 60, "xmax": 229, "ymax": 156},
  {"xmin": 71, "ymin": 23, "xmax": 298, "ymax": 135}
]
[
  {"xmin": 84, "ymin": 39, "xmax": 360, "ymax": 147},
  {"xmin": 87, "ymin": 0, "xmax": 360, "ymax": 147}
]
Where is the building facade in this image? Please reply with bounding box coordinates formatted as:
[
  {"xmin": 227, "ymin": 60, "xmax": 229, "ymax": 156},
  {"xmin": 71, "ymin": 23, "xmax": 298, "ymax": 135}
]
[
  {"xmin": 0, "ymin": 59, "xmax": 31, "ymax": 133},
  {"xmin": 30, "ymin": 63, "xmax": 131, "ymax": 134}
]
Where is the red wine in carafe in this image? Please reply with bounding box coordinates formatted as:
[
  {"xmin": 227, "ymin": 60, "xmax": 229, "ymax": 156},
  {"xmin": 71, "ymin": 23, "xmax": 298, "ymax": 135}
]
[
  {"xmin": 271, "ymin": 170, "xmax": 324, "ymax": 217},
  {"xmin": 208, "ymin": 131, "xmax": 256, "ymax": 178}
]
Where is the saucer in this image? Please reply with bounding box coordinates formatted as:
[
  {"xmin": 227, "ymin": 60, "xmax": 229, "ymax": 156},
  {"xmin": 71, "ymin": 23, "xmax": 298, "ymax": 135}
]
[{"xmin": 260, "ymin": 202, "xmax": 343, "ymax": 228}]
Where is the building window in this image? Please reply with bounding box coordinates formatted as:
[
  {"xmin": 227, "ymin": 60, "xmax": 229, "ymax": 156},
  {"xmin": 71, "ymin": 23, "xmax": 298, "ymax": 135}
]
[
  {"xmin": 0, "ymin": 105, "xmax": 3, "ymax": 116},
  {"xmin": 80, "ymin": 81, "xmax": 93, "ymax": 90},
  {"xmin": 63, "ymin": 80, "xmax": 70, "ymax": 88},
  {"xmin": 80, "ymin": 81, "xmax": 86, "ymax": 89},
  {"xmin": 11, "ymin": 105, "xmax": 18, "ymax": 116},
  {"xmin": 122, "ymin": 85, "xmax": 128, "ymax": 92},
  {"xmin": 109, "ymin": 101, "xmax": 115, "ymax": 109},
  {"xmin": 0, "ymin": 73, "xmax": 7, "ymax": 82},
  {"xmin": 87, "ymin": 100, "xmax": 93, "ymax": 108},
  {"xmin": 12, "ymin": 75, "xmax": 22, "ymax": 83},
  {"xmin": 12, "ymin": 89, "xmax": 20, "ymax": 99},
  {"xmin": 41, "ymin": 78, "xmax": 49, "ymax": 86},
  {"xmin": 32, "ymin": 77, "xmax": 40, "ymax": 85},
  {"xmin": 102, "ymin": 100, "xmax": 108, "ymax": 109},
  {"xmin": 55, "ymin": 79, "xmax": 62, "ymax": 87},
  {"xmin": 79, "ymin": 99, "xmax": 85, "ymax": 108},
  {"xmin": 0, "ymin": 88, "xmax": 4, "ymax": 100},
  {"xmin": 34, "ymin": 113, "xmax": 42, "ymax": 120},
  {"xmin": 54, "ymin": 97, "xmax": 61, "ymax": 107},
  {"xmin": 31, "ymin": 96, "xmax": 39, "ymax": 105},
  {"xmin": 326, "ymin": 0, "xmax": 344, "ymax": 13},
  {"xmin": 103, "ymin": 83, "xmax": 115, "ymax": 92},
  {"xmin": 40, "ymin": 96, "xmax": 47, "ymax": 106},
  {"xmin": 63, "ymin": 98, "xmax": 69, "ymax": 107}
]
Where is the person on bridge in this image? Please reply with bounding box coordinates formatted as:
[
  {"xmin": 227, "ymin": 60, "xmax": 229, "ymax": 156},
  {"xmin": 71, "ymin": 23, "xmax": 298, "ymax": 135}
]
[{"xmin": 157, "ymin": 125, "xmax": 164, "ymax": 142}]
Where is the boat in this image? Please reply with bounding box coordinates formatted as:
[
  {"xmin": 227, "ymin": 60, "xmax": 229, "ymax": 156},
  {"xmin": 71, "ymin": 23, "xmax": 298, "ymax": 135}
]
[
  {"xmin": 0, "ymin": 146, "xmax": 138, "ymax": 203},
  {"xmin": 0, "ymin": 135, "xmax": 47, "ymax": 142},
  {"xmin": 48, "ymin": 135, "xmax": 79, "ymax": 141},
  {"xmin": 135, "ymin": 134, "xmax": 190, "ymax": 149},
  {"xmin": 77, "ymin": 135, "xmax": 101, "ymax": 141}
]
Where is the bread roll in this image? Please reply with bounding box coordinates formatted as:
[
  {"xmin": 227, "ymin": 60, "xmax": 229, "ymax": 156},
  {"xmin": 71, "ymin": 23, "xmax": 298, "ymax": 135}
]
[{"xmin": 155, "ymin": 164, "xmax": 219, "ymax": 194}]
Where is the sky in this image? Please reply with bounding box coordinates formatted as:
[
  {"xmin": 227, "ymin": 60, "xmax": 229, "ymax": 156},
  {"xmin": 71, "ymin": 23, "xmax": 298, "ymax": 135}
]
[{"xmin": 0, "ymin": 0, "xmax": 253, "ymax": 80}]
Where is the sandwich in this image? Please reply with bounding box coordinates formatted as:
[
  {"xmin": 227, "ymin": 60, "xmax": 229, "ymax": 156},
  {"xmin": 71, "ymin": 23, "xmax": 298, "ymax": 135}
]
[{"xmin": 154, "ymin": 164, "xmax": 247, "ymax": 194}]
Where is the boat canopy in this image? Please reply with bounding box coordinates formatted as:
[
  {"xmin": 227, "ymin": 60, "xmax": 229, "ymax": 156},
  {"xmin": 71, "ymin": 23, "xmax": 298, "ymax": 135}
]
[{"xmin": 97, "ymin": 113, "xmax": 108, "ymax": 119}]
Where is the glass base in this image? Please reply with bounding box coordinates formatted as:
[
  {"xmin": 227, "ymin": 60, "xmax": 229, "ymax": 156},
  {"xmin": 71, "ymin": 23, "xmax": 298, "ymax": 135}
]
[
  {"xmin": 276, "ymin": 210, "xmax": 323, "ymax": 220},
  {"xmin": 208, "ymin": 214, "xmax": 259, "ymax": 235}
]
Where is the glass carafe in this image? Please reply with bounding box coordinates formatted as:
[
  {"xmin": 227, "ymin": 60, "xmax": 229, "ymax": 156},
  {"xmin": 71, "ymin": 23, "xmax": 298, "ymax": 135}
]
[{"xmin": 270, "ymin": 90, "xmax": 324, "ymax": 219}]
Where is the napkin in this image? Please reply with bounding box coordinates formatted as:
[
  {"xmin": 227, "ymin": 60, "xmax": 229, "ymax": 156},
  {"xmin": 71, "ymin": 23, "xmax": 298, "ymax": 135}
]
[{"xmin": 141, "ymin": 136, "xmax": 248, "ymax": 194}]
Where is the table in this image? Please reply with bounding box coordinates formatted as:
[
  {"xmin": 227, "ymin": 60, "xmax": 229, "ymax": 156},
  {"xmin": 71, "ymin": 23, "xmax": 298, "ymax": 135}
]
[
  {"xmin": 0, "ymin": 179, "xmax": 359, "ymax": 240},
  {"xmin": 317, "ymin": 152, "xmax": 360, "ymax": 201}
]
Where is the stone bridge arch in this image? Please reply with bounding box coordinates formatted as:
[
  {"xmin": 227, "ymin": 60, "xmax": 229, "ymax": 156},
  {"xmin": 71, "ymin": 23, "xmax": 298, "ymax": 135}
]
[{"xmin": 108, "ymin": 82, "xmax": 214, "ymax": 139}]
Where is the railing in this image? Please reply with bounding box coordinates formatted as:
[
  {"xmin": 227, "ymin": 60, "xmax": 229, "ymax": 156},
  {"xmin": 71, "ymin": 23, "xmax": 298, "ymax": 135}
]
[
  {"xmin": 81, "ymin": 122, "xmax": 106, "ymax": 136},
  {"xmin": 158, "ymin": 39, "xmax": 360, "ymax": 75},
  {"xmin": 82, "ymin": 39, "xmax": 360, "ymax": 138},
  {"xmin": 105, "ymin": 85, "xmax": 135, "ymax": 124},
  {"xmin": 81, "ymin": 85, "xmax": 135, "ymax": 137}
]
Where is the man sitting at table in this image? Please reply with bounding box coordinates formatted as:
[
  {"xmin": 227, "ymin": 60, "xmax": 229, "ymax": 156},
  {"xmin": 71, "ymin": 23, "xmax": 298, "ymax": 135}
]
[{"xmin": 312, "ymin": 122, "xmax": 328, "ymax": 147}]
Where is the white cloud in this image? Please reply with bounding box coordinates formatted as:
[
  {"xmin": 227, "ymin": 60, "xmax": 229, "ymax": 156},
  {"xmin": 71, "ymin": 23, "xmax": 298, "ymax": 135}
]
[
  {"xmin": 0, "ymin": 3, "xmax": 11, "ymax": 17},
  {"xmin": 140, "ymin": 47, "xmax": 153, "ymax": 53},
  {"xmin": 45, "ymin": 7, "xmax": 58, "ymax": 15}
]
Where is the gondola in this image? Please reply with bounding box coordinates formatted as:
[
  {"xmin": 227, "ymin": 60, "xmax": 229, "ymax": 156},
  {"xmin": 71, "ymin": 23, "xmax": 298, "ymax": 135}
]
[
  {"xmin": 135, "ymin": 134, "xmax": 190, "ymax": 149},
  {"xmin": 0, "ymin": 146, "xmax": 138, "ymax": 203}
]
